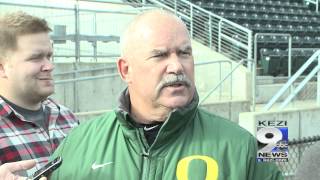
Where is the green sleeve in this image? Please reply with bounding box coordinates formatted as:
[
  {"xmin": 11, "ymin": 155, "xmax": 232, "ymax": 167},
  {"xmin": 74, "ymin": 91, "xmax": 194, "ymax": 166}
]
[
  {"xmin": 248, "ymin": 136, "xmax": 284, "ymax": 180},
  {"xmin": 49, "ymin": 136, "xmax": 68, "ymax": 180},
  {"xmin": 50, "ymin": 139, "xmax": 66, "ymax": 160},
  {"xmin": 254, "ymin": 162, "xmax": 284, "ymax": 180}
]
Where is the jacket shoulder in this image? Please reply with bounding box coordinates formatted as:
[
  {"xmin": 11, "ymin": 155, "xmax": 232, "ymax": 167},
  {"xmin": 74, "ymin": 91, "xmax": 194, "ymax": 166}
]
[
  {"xmin": 197, "ymin": 108, "xmax": 254, "ymax": 138},
  {"xmin": 64, "ymin": 111, "xmax": 116, "ymax": 141}
]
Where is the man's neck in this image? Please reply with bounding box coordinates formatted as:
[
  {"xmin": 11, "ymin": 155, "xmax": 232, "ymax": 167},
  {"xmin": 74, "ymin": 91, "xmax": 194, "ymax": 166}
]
[
  {"xmin": 130, "ymin": 103, "xmax": 172, "ymax": 124},
  {"xmin": 0, "ymin": 94, "xmax": 41, "ymax": 110}
]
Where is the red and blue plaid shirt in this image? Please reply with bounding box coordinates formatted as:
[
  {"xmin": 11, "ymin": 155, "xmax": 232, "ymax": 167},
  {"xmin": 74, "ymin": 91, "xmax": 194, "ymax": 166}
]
[{"xmin": 0, "ymin": 97, "xmax": 79, "ymax": 176}]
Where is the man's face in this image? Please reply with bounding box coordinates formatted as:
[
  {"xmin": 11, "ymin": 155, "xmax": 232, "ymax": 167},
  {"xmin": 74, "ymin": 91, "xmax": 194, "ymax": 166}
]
[
  {"xmin": 126, "ymin": 18, "xmax": 195, "ymax": 109},
  {"xmin": 2, "ymin": 32, "xmax": 54, "ymax": 102}
]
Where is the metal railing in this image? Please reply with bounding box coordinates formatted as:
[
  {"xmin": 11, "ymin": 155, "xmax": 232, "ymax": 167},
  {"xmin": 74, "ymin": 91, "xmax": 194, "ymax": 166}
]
[
  {"xmin": 2, "ymin": 0, "xmax": 254, "ymax": 110},
  {"xmin": 0, "ymin": 0, "xmax": 151, "ymax": 63},
  {"xmin": 305, "ymin": 0, "xmax": 319, "ymax": 12},
  {"xmin": 264, "ymin": 50, "xmax": 320, "ymax": 111},
  {"xmin": 53, "ymin": 59, "xmax": 238, "ymax": 112},
  {"xmin": 143, "ymin": 0, "xmax": 253, "ymax": 65},
  {"xmin": 253, "ymin": 33, "xmax": 292, "ymax": 111},
  {"xmin": 53, "ymin": 65, "xmax": 118, "ymax": 86},
  {"xmin": 54, "ymin": 60, "xmax": 234, "ymax": 102},
  {"xmin": 0, "ymin": 0, "xmax": 152, "ymax": 112},
  {"xmin": 218, "ymin": 19, "xmax": 253, "ymax": 65},
  {"xmin": 199, "ymin": 59, "xmax": 247, "ymax": 105},
  {"xmin": 196, "ymin": 60, "xmax": 233, "ymax": 103}
]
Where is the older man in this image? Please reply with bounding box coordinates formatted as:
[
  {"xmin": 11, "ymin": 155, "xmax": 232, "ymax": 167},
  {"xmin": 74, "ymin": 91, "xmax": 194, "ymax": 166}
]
[
  {"xmin": 0, "ymin": 12, "xmax": 78, "ymax": 179},
  {"xmin": 50, "ymin": 10, "xmax": 282, "ymax": 179}
]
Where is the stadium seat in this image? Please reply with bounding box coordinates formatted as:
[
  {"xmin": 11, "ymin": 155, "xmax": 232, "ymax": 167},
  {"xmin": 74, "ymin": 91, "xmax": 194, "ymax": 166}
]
[
  {"xmin": 260, "ymin": 48, "xmax": 284, "ymax": 76},
  {"xmin": 194, "ymin": 0, "xmax": 320, "ymax": 76}
]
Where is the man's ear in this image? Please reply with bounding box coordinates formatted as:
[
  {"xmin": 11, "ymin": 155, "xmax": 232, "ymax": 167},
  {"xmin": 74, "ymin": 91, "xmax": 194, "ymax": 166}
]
[
  {"xmin": 117, "ymin": 57, "xmax": 131, "ymax": 83},
  {"xmin": 0, "ymin": 60, "xmax": 7, "ymax": 78}
]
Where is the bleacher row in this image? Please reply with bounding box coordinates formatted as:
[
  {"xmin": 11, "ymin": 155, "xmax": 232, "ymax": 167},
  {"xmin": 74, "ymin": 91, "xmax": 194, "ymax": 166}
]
[
  {"xmin": 192, "ymin": 0, "xmax": 320, "ymax": 76},
  {"xmin": 260, "ymin": 48, "xmax": 318, "ymax": 76}
]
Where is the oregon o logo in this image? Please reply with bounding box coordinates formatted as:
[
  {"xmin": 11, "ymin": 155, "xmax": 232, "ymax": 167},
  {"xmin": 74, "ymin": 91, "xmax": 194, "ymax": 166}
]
[{"xmin": 176, "ymin": 155, "xmax": 218, "ymax": 180}]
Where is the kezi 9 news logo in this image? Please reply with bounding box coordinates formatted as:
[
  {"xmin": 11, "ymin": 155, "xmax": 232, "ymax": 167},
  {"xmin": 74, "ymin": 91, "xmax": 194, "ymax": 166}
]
[{"xmin": 256, "ymin": 119, "xmax": 288, "ymax": 162}]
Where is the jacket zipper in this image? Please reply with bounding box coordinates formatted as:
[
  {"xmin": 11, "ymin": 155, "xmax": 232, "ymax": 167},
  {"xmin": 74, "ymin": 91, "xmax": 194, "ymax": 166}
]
[
  {"xmin": 141, "ymin": 150, "xmax": 150, "ymax": 180},
  {"xmin": 137, "ymin": 128, "xmax": 151, "ymax": 180}
]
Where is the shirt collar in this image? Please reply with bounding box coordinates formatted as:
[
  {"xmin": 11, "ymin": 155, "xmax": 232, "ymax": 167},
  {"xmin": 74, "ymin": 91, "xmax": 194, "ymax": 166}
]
[
  {"xmin": 115, "ymin": 87, "xmax": 199, "ymax": 149},
  {"xmin": 0, "ymin": 96, "xmax": 59, "ymax": 122},
  {"xmin": 0, "ymin": 96, "xmax": 15, "ymax": 117}
]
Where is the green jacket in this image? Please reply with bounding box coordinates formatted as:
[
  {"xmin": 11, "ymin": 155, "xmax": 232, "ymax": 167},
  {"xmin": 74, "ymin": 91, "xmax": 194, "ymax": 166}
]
[{"xmin": 50, "ymin": 91, "xmax": 283, "ymax": 180}]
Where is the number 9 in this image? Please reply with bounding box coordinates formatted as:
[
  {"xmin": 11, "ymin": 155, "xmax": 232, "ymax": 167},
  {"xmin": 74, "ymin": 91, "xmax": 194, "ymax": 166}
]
[{"xmin": 256, "ymin": 127, "xmax": 282, "ymax": 152}]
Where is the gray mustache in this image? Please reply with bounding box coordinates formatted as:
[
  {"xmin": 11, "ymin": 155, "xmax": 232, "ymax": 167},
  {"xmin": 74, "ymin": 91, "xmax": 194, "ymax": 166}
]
[{"xmin": 156, "ymin": 74, "xmax": 192, "ymax": 92}]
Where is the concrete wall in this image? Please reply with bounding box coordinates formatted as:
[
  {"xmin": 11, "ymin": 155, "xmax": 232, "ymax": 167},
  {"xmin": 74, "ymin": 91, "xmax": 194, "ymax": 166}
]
[
  {"xmin": 0, "ymin": 1, "xmax": 138, "ymax": 62},
  {"xmin": 74, "ymin": 109, "xmax": 112, "ymax": 122},
  {"xmin": 256, "ymin": 80, "xmax": 317, "ymax": 104},
  {"xmin": 74, "ymin": 100, "xmax": 251, "ymax": 123},
  {"xmin": 239, "ymin": 106, "xmax": 320, "ymax": 140},
  {"xmin": 51, "ymin": 63, "xmax": 126, "ymax": 112},
  {"xmin": 200, "ymin": 100, "xmax": 250, "ymax": 123},
  {"xmin": 192, "ymin": 41, "xmax": 251, "ymax": 103},
  {"xmin": 50, "ymin": 39, "xmax": 251, "ymax": 114}
]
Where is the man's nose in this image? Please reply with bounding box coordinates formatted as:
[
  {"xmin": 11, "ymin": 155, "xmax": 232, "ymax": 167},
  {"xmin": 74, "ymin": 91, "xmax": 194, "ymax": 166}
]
[
  {"xmin": 166, "ymin": 54, "xmax": 183, "ymax": 74},
  {"xmin": 42, "ymin": 59, "xmax": 54, "ymax": 72}
]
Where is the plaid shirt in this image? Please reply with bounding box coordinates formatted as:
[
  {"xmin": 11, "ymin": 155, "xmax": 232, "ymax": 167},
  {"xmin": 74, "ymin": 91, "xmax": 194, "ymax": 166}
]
[{"xmin": 0, "ymin": 97, "xmax": 79, "ymax": 176}]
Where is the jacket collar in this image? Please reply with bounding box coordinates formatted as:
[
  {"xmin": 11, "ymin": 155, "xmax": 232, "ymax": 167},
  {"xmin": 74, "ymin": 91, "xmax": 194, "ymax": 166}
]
[{"xmin": 115, "ymin": 88, "xmax": 199, "ymax": 149}]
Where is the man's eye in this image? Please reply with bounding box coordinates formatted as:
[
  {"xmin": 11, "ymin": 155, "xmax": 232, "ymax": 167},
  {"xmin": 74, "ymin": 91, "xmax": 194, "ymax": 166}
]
[
  {"xmin": 29, "ymin": 57, "xmax": 41, "ymax": 61},
  {"xmin": 180, "ymin": 51, "xmax": 191, "ymax": 56},
  {"xmin": 152, "ymin": 53, "xmax": 166, "ymax": 58}
]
